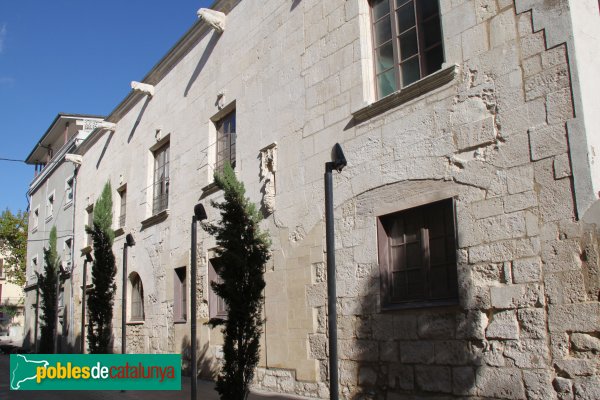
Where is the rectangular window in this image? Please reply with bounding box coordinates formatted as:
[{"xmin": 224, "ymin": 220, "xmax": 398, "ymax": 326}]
[
  {"xmin": 377, "ymin": 198, "xmax": 457, "ymax": 308},
  {"xmin": 65, "ymin": 176, "xmax": 74, "ymax": 204},
  {"xmin": 46, "ymin": 192, "xmax": 55, "ymax": 219},
  {"xmin": 215, "ymin": 110, "xmax": 236, "ymax": 174},
  {"xmin": 208, "ymin": 258, "xmax": 227, "ymax": 320},
  {"xmin": 130, "ymin": 273, "xmax": 144, "ymax": 322},
  {"xmin": 173, "ymin": 267, "xmax": 187, "ymax": 322},
  {"xmin": 152, "ymin": 143, "xmax": 170, "ymax": 215},
  {"xmin": 118, "ymin": 187, "xmax": 127, "ymax": 228},
  {"xmin": 32, "ymin": 207, "xmax": 39, "ymax": 230},
  {"xmin": 64, "ymin": 238, "xmax": 72, "ymax": 265},
  {"xmin": 86, "ymin": 206, "xmax": 94, "ymax": 247},
  {"xmin": 370, "ymin": 0, "xmax": 444, "ymax": 98}
]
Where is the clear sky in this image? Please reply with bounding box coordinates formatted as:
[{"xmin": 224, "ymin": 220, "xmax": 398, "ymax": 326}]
[{"xmin": 0, "ymin": 0, "xmax": 214, "ymax": 214}]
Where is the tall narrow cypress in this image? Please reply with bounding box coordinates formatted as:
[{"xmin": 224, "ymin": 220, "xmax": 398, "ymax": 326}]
[
  {"xmin": 203, "ymin": 163, "xmax": 271, "ymax": 400},
  {"xmin": 38, "ymin": 226, "xmax": 59, "ymax": 353},
  {"xmin": 87, "ymin": 182, "xmax": 116, "ymax": 353}
]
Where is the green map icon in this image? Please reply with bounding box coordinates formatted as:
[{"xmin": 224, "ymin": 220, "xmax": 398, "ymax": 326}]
[{"xmin": 10, "ymin": 354, "xmax": 49, "ymax": 390}]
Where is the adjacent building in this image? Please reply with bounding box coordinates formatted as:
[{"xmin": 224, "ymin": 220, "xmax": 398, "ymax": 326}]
[
  {"xmin": 0, "ymin": 252, "xmax": 25, "ymax": 338},
  {"xmin": 23, "ymin": 113, "xmax": 104, "ymax": 351},
  {"xmin": 27, "ymin": 0, "xmax": 600, "ymax": 398}
]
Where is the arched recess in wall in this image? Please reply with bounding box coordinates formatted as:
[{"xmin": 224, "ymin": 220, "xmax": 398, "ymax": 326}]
[{"xmin": 129, "ymin": 272, "xmax": 145, "ymax": 322}]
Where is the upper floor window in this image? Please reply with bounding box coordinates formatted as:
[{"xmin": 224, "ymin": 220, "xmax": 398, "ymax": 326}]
[
  {"xmin": 46, "ymin": 192, "xmax": 55, "ymax": 220},
  {"xmin": 377, "ymin": 198, "xmax": 457, "ymax": 308},
  {"xmin": 118, "ymin": 187, "xmax": 127, "ymax": 228},
  {"xmin": 152, "ymin": 143, "xmax": 170, "ymax": 215},
  {"xmin": 86, "ymin": 205, "xmax": 94, "ymax": 247},
  {"xmin": 63, "ymin": 238, "xmax": 72, "ymax": 266},
  {"xmin": 32, "ymin": 207, "xmax": 39, "ymax": 230},
  {"xmin": 130, "ymin": 273, "xmax": 145, "ymax": 322},
  {"xmin": 65, "ymin": 176, "xmax": 74, "ymax": 204},
  {"xmin": 215, "ymin": 110, "xmax": 236, "ymax": 174},
  {"xmin": 370, "ymin": 0, "xmax": 444, "ymax": 98}
]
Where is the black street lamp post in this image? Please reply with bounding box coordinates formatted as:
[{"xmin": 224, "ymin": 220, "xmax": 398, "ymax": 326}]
[
  {"xmin": 324, "ymin": 143, "xmax": 347, "ymax": 400},
  {"xmin": 191, "ymin": 203, "xmax": 207, "ymax": 400}
]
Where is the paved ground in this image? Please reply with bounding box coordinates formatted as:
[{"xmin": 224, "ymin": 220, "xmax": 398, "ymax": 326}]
[{"xmin": 0, "ymin": 351, "xmax": 308, "ymax": 400}]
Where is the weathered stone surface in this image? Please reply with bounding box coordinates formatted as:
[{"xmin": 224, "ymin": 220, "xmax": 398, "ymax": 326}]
[
  {"xmin": 548, "ymin": 304, "xmax": 600, "ymax": 333},
  {"xmin": 545, "ymin": 270, "xmax": 588, "ymax": 304},
  {"xmin": 358, "ymin": 366, "xmax": 378, "ymax": 386},
  {"xmin": 523, "ymin": 369, "xmax": 557, "ymax": 400},
  {"xmin": 415, "ymin": 365, "xmax": 452, "ymax": 393},
  {"xmin": 435, "ymin": 341, "xmax": 470, "ymax": 365},
  {"xmin": 400, "ymin": 341, "xmax": 434, "ymax": 364},
  {"xmin": 504, "ymin": 339, "xmax": 550, "ymax": 368},
  {"xmin": 528, "ymin": 124, "xmax": 568, "ymax": 161},
  {"xmin": 456, "ymin": 310, "xmax": 488, "ymax": 340},
  {"xmin": 486, "ymin": 310, "xmax": 519, "ymax": 339},
  {"xmin": 490, "ymin": 283, "xmax": 544, "ymax": 309},
  {"xmin": 573, "ymin": 376, "xmax": 600, "ymax": 400},
  {"xmin": 506, "ymin": 164, "xmax": 534, "ymax": 194},
  {"xmin": 554, "ymin": 359, "xmax": 598, "ymax": 378},
  {"xmin": 571, "ymin": 333, "xmax": 600, "ymax": 354},
  {"xmin": 452, "ymin": 366, "xmax": 477, "ymax": 396},
  {"xmin": 512, "ymin": 256, "xmax": 541, "ymax": 283},
  {"xmin": 553, "ymin": 153, "xmax": 572, "ymax": 179},
  {"xmin": 388, "ymin": 364, "xmax": 414, "ymax": 391},
  {"xmin": 518, "ymin": 308, "xmax": 547, "ymax": 339},
  {"xmin": 472, "ymin": 197, "xmax": 503, "ymax": 219},
  {"xmin": 417, "ymin": 313, "xmax": 456, "ymax": 339},
  {"xmin": 475, "ymin": 367, "xmax": 525, "ymax": 399}
]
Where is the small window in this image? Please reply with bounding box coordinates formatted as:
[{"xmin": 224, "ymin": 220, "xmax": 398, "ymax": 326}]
[
  {"xmin": 86, "ymin": 206, "xmax": 94, "ymax": 247},
  {"xmin": 46, "ymin": 192, "xmax": 55, "ymax": 219},
  {"xmin": 65, "ymin": 176, "xmax": 74, "ymax": 204},
  {"xmin": 118, "ymin": 187, "xmax": 127, "ymax": 228},
  {"xmin": 370, "ymin": 0, "xmax": 444, "ymax": 98},
  {"xmin": 377, "ymin": 198, "xmax": 458, "ymax": 308},
  {"xmin": 152, "ymin": 143, "xmax": 170, "ymax": 215},
  {"xmin": 64, "ymin": 238, "xmax": 72, "ymax": 265},
  {"xmin": 130, "ymin": 273, "xmax": 145, "ymax": 322},
  {"xmin": 208, "ymin": 258, "xmax": 227, "ymax": 320},
  {"xmin": 173, "ymin": 267, "xmax": 187, "ymax": 322},
  {"xmin": 215, "ymin": 110, "xmax": 236, "ymax": 174},
  {"xmin": 32, "ymin": 207, "xmax": 39, "ymax": 230}
]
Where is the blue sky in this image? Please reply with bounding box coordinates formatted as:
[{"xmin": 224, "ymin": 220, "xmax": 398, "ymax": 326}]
[{"xmin": 0, "ymin": 0, "xmax": 213, "ymax": 214}]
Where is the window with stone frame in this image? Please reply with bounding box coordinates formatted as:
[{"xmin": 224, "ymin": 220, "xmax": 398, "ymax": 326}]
[
  {"xmin": 377, "ymin": 198, "xmax": 458, "ymax": 308},
  {"xmin": 86, "ymin": 205, "xmax": 94, "ymax": 247},
  {"xmin": 118, "ymin": 186, "xmax": 127, "ymax": 228},
  {"xmin": 208, "ymin": 257, "xmax": 227, "ymax": 320},
  {"xmin": 173, "ymin": 267, "xmax": 187, "ymax": 322},
  {"xmin": 152, "ymin": 143, "xmax": 170, "ymax": 215},
  {"xmin": 32, "ymin": 207, "xmax": 39, "ymax": 230},
  {"xmin": 370, "ymin": 0, "xmax": 444, "ymax": 98},
  {"xmin": 130, "ymin": 273, "xmax": 144, "ymax": 322},
  {"xmin": 65, "ymin": 176, "xmax": 74, "ymax": 204},
  {"xmin": 46, "ymin": 192, "xmax": 55, "ymax": 220},
  {"xmin": 215, "ymin": 110, "xmax": 236, "ymax": 174}
]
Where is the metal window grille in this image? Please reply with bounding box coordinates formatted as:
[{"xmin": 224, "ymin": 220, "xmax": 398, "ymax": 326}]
[
  {"xmin": 152, "ymin": 144, "xmax": 170, "ymax": 215},
  {"xmin": 215, "ymin": 111, "xmax": 236, "ymax": 174}
]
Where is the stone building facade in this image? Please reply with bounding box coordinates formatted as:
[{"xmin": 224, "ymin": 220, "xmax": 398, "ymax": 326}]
[
  {"xmin": 23, "ymin": 113, "xmax": 103, "ymax": 351},
  {"xmin": 57, "ymin": 0, "xmax": 600, "ymax": 399}
]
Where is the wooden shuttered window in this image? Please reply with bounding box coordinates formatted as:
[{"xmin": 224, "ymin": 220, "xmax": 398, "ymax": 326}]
[
  {"xmin": 152, "ymin": 143, "xmax": 170, "ymax": 215},
  {"xmin": 377, "ymin": 198, "xmax": 458, "ymax": 308},
  {"xmin": 208, "ymin": 258, "xmax": 227, "ymax": 320},
  {"xmin": 215, "ymin": 111, "xmax": 236, "ymax": 174}
]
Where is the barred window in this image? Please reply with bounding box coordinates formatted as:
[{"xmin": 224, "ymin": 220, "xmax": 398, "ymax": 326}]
[
  {"xmin": 152, "ymin": 143, "xmax": 170, "ymax": 215},
  {"xmin": 370, "ymin": 0, "xmax": 444, "ymax": 98},
  {"xmin": 118, "ymin": 187, "xmax": 127, "ymax": 228},
  {"xmin": 377, "ymin": 198, "xmax": 458, "ymax": 308},
  {"xmin": 173, "ymin": 267, "xmax": 187, "ymax": 322},
  {"xmin": 215, "ymin": 111, "xmax": 236, "ymax": 174}
]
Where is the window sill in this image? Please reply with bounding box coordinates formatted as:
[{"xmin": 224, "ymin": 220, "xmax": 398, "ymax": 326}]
[
  {"xmin": 381, "ymin": 298, "xmax": 460, "ymax": 312},
  {"xmin": 81, "ymin": 246, "xmax": 93, "ymax": 256},
  {"xmin": 45, "ymin": 216, "xmax": 53, "ymax": 223},
  {"xmin": 173, "ymin": 319, "xmax": 187, "ymax": 324},
  {"xmin": 201, "ymin": 182, "xmax": 221, "ymax": 198},
  {"xmin": 352, "ymin": 63, "xmax": 459, "ymax": 124},
  {"xmin": 141, "ymin": 209, "xmax": 169, "ymax": 229},
  {"xmin": 114, "ymin": 228, "xmax": 124, "ymax": 237},
  {"xmin": 31, "ymin": 227, "xmax": 38, "ymax": 234},
  {"xmin": 126, "ymin": 320, "xmax": 144, "ymax": 325},
  {"xmin": 63, "ymin": 201, "xmax": 73, "ymax": 211}
]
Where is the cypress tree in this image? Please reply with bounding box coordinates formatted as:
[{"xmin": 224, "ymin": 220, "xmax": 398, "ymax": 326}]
[
  {"xmin": 38, "ymin": 226, "xmax": 59, "ymax": 353},
  {"xmin": 87, "ymin": 182, "xmax": 116, "ymax": 353},
  {"xmin": 203, "ymin": 163, "xmax": 271, "ymax": 400}
]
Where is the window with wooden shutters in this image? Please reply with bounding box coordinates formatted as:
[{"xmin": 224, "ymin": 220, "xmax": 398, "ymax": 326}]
[
  {"xmin": 174, "ymin": 267, "xmax": 187, "ymax": 322},
  {"xmin": 377, "ymin": 198, "xmax": 458, "ymax": 308},
  {"xmin": 370, "ymin": 0, "xmax": 444, "ymax": 98},
  {"xmin": 130, "ymin": 273, "xmax": 144, "ymax": 322},
  {"xmin": 152, "ymin": 143, "xmax": 170, "ymax": 215},
  {"xmin": 215, "ymin": 111, "xmax": 236, "ymax": 174},
  {"xmin": 208, "ymin": 257, "xmax": 227, "ymax": 320}
]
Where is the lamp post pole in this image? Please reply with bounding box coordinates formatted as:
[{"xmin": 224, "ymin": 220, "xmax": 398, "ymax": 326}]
[
  {"xmin": 81, "ymin": 253, "xmax": 92, "ymax": 353},
  {"xmin": 324, "ymin": 143, "xmax": 346, "ymax": 400},
  {"xmin": 122, "ymin": 234, "xmax": 135, "ymax": 355},
  {"xmin": 191, "ymin": 204, "xmax": 207, "ymax": 400}
]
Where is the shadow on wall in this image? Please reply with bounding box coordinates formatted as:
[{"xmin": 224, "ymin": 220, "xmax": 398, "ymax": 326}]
[
  {"xmin": 184, "ymin": 31, "xmax": 221, "ymax": 98},
  {"xmin": 180, "ymin": 335, "xmax": 216, "ymax": 380},
  {"xmin": 127, "ymin": 96, "xmax": 152, "ymax": 144}
]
